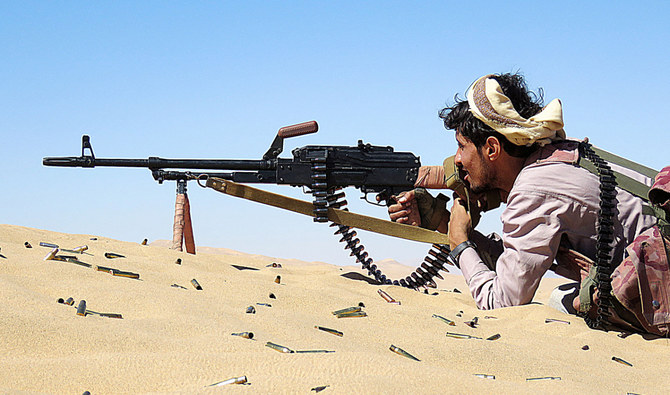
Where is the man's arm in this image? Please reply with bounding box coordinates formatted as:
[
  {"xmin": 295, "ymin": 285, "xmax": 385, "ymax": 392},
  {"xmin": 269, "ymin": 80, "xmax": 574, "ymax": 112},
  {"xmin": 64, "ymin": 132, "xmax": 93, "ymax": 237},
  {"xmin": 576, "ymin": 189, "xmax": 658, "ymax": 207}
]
[{"xmin": 449, "ymin": 190, "xmax": 568, "ymax": 310}]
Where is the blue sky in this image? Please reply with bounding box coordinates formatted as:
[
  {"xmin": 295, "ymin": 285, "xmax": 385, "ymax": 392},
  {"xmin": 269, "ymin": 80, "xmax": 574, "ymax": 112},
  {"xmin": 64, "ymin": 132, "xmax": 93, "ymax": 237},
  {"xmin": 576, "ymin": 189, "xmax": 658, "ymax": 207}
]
[{"xmin": 2, "ymin": 2, "xmax": 668, "ymax": 268}]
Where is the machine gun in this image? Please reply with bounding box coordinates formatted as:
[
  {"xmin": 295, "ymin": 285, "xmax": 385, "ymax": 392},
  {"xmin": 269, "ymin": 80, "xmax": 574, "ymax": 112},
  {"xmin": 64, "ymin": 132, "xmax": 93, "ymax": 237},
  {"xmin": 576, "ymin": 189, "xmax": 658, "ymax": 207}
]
[{"xmin": 43, "ymin": 121, "xmax": 453, "ymax": 289}]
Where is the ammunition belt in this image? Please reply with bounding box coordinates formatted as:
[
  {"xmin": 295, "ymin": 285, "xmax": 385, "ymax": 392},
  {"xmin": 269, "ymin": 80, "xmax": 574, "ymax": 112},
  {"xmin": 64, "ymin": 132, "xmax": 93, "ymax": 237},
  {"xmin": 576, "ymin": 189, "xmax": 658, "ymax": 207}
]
[
  {"xmin": 578, "ymin": 142, "xmax": 619, "ymax": 330},
  {"xmin": 327, "ymin": 190, "xmax": 452, "ymax": 290}
]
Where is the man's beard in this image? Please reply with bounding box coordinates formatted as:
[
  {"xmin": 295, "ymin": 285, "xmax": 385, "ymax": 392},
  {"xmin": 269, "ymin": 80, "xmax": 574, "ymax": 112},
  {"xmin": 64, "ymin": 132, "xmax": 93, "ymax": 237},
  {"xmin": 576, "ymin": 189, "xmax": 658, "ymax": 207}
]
[{"xmin": 468, "ymin": 155, "xmax": 496, "ymax": 195}]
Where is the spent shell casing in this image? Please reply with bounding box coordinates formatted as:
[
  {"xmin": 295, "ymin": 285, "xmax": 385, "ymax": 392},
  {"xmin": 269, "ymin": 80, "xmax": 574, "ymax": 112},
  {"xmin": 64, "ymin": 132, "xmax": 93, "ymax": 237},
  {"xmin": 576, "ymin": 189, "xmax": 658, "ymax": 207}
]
[
  {"xmin": 65, "ymin": 297, "xmax": 75, "ymax": 306},
  {"xmin": 191, "ymin": 279, "xmax": 202, "ymax": 290},
  {"xmin": 612, "ymin": 356, "xmax": 633, "ymax": 366},
  {"xmin": 57, "ymin": 298, "xmax": 65, "ymax": 304},
  {"xmin": 256, "ymin": 303, "xmax": 272, "ymax": 307},
  {"xmin": 486, "ymin": 333, "xmax": 501, "ymax": 341},
  {"xmin": 336, "ymin": 311, "xmax": 367, "ymax": 318},
  {"xmin": 95, "ymin": 265, "xmax": 115, "ymax": 273},
  {"xmin": 474, "ymin": 374, "xmax": 495, "ymax": 380},
  {"xmin": 141, "ymin": 239, "xmax": 148, "ymax": 245},
  {"xmin": 207, "ymin": 375, "xmax": 248, "ymax": 387},
  {"xmin": 432, "ymin": 314, "xmax": 456, "ymax": 326},
  {"xmin": 445, "ymin": 332, "xmax": 481, "ymax": 340},
  {"xmin": 99, "ymin": 313, "xmax": 123, "ymax": 319},
  {"xmin": 265, "ymin": 342, "xmax": 294, "ymax": 353},
  {"xmin": 175, "ymin": 258, "xmax": 182, "ymax": 265},
  {"xmin": 231, "ymin": 332, "xmax": 254, "ymax": 339},
  {"xmin": 246, "ymin": 306, "xmax": 256, "ymax": 314},
  {"xmin": 40, "ymin": 242, "xmax": 59, "ymax": 249},
  {"xmin": 274, "ymin": 275, "xmax": 281, "ymax": 284},
  {"xmin": 332, "ymin": 306, "xmax": 361, "ymax": 315},
  {"xmin": 104, "ymin": 252, "xmax": 125, "ymax": 259},
  {"xmin": 269, "ymin": 293, "xmax": 276, "ymax": 299},
  {"xmin": 545, "ymin": 318, "xmax": 570, "ymax": 325},
  {"xmin": 44, "ymin": 248, "xmax": 59, "ymax": 261},
  {"xmin": 70, "ymin": 245, "xmax": 88, "ymax": 253},
  {"xmin": 389, "ymin": 345, "xmax": 420, "ymax": 361},
  {"xmin": 295, "ymin": 350, "xmax": 335, "ymax": 353},
  {"xmin": 171, "ymin": 284, "xmax": 187, "ymax": 289},
  {"xmin": 315, "ymin": 326, "xmax": 344, "ymax": 337},
  {"xmin": 526, "ymin": 376, "xmax": 561, "ymax": 381},
  {"xmin": 76, "ymin": 300, "xmax": 87, "ymax": 316},
  {"xmin": 311, "ymin": 385, "xmax": 330, "ymax": 393},
  {"xmin": 24, "ymin": 242, "xmax": 32, "ymax": 248},
  {"xmin": 112, "ymin": 270, "xmax": 140, "ymax": 279},
  {"xmin": 378, "ymin": 289, "xmax": 400, "ymax": 304}
]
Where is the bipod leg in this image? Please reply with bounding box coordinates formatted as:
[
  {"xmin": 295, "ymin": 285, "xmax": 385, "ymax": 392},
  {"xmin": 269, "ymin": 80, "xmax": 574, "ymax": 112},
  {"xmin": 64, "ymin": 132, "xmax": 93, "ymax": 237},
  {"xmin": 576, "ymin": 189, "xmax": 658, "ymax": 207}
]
[{"xmin": 172, "ymin": 179, "xmax": 196, "ymax": 254}]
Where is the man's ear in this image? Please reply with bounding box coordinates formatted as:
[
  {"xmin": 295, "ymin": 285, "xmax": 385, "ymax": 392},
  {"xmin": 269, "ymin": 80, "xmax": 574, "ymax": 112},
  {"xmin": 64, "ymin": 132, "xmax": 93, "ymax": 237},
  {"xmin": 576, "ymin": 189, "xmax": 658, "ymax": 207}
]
[{"xmin": 484, "ymin": 136, "xmax": 502, "ymax": 161}]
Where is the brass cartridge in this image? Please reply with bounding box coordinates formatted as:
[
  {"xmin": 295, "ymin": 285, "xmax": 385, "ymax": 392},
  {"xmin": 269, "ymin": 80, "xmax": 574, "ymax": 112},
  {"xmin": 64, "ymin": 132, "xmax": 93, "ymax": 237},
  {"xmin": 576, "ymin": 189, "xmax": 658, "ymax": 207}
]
[
  {"xmin": 486, "ymin": 334, "xmax": 501, "ymax": 341},
  {"xmin": 112, "ymin": 270, "xmax": 140, "ymax": 279},
  {"xmin": 331, "ymin": 306, "xmax": 361, "ymax": 315},
  {"xmin": 378, "ymin": 289, "xmax": 400, "ymax": 304},
  {"xmin": 191, "ymin": 279, "xmax": 202, "ymax": 290},
  {"xmin": 207, "ymin": 375, "xmax": 248, "ymax": 387},
  {"xmin": 612, "ymin": 356, "xmax": 633, "ymax": 366},
  {"xmin": 104, "ymin": 252, "xmax": 125, "ymax": 259},
  {"xmin": 65, "ymin": 297, "xmax": 75, "ymax": 306},
  {"xmin": 231, "ymin": 332, "xmax": 254, "ymax": 339},
  {"xmin": 43, "ymin": 248, "xmax": 59, "ymax": 261},
  {"xmin": 24, "ymin": 242, "xmax": 32, "ymax": 248},
  {"xmin": 336, "ymin": 311, "xmax": 367, "ymax": 318},
  {"xmin": 265, "ymin": 342, "xmax": 294, "ymax": 353},
  {"xmin": 526, "ymin": 376, "xmax": 561, "ymax": 381},
  {"xmin": 389, "ymin": 345, "xmax": 420, "ymax": 361},
  {"xmin": 432, "ymin": 314, "xmax": 456, "ymax": 326},
  {"xmin": 315, "ymin": 326, "xmax": 343, "ymax": 337},
  {"xmin": 40, "ymin": 242, "xmax": 59, "ymax": 249},
  {"xmin": 76, "ymin": 300, "xmax": 87, "ymax": 316},
  {"xmin": 141, "ymin": 239, "xmax": 148, "ymax": 245},
  {"xmin": 474, "ymin": 374, "xmax": 495, "ymax": 379},
  {"xmin": 274, "ymin": 275, "xmax": 281, "ymax": 284},
  {"xmin": 445, "ymin": 332, "xmax": 481, "ymax": 340}
]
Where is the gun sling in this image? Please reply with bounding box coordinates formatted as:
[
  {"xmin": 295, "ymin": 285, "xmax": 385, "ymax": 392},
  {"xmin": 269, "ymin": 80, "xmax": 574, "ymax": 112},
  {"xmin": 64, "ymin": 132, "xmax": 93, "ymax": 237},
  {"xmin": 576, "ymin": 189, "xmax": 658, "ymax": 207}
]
[{"xmin": 205, "ymin": 178, "xmax": 450, "ymax": 245}]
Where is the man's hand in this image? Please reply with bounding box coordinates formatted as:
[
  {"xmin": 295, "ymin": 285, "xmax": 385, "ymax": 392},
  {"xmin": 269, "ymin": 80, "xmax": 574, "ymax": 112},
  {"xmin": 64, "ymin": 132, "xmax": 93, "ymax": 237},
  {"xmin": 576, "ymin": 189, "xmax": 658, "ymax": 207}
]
[
  {"xmin": 387, "ymin": 190, "xmax": 422, "ymax": 226},
  {"xmin": 448, "ymin": 197, "xmax": 472, "ymax": 249}
]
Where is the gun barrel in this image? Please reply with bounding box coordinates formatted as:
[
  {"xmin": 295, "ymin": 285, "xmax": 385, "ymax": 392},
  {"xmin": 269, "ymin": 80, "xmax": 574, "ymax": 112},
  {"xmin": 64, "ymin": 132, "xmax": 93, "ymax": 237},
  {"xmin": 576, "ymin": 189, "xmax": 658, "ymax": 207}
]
[{"xmin": 43, "ymin": 156, "xmax": 277, "ymax": 171}]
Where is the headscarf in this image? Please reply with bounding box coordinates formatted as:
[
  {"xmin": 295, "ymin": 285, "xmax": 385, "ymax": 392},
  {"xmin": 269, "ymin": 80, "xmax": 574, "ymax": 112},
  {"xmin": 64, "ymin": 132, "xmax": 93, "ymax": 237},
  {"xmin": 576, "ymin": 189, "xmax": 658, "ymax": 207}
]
[{"xmin": 466, "ymin": 74, "xmax": 566, "ymax": 147}]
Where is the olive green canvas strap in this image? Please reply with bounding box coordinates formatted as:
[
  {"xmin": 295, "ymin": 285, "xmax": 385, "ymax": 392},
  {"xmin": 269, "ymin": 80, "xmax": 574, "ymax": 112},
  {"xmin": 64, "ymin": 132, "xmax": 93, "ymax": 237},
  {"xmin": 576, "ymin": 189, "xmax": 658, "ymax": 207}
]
[{"xmin": 205, "ymin": 178, "xmax": 451, "ymax": 245}]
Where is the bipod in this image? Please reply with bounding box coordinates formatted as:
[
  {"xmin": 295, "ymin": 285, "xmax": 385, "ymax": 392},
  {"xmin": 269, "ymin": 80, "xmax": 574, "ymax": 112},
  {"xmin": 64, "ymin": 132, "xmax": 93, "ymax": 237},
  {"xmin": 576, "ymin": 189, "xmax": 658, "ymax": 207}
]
[{"xmin": 172, "ymin": 178, "xmax": 196, "ymax": 254}]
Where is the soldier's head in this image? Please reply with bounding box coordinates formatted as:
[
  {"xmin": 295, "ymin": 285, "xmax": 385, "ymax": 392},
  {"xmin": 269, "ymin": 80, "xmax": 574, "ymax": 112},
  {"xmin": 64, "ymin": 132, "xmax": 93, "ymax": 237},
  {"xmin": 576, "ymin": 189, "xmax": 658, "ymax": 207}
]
[{"xmin": 439, "ymin": 73, "xmax": 565, "ymax": 195}]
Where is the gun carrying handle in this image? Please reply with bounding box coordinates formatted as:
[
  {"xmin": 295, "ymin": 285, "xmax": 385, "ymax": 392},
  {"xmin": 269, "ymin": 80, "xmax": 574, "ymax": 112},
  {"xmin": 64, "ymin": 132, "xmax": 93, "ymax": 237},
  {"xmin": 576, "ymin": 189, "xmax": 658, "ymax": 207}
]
[{"xmin": 277, "ymin": 121, "xmax": 318, "ymax": 138}]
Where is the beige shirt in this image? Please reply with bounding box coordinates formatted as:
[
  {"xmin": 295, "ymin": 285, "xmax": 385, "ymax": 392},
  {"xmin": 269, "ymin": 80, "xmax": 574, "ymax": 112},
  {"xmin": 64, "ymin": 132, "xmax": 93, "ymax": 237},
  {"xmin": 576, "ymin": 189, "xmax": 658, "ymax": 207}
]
[{"xmin": 460, "ymin": 144, "xmax": 657, "ymax": 310}]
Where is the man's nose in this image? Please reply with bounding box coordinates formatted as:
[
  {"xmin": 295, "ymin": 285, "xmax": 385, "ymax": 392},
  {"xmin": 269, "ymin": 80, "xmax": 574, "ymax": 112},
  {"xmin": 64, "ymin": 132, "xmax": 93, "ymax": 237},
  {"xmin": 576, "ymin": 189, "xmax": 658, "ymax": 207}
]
[{"xmin": 454, "ymin": 148, "xmax": 463, "ymax": 166}]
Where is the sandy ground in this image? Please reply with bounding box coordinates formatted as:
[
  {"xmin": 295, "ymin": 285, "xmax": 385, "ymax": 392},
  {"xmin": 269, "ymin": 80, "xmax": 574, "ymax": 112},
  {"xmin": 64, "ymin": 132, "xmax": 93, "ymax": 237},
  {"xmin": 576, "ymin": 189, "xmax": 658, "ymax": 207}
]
[{"xmin": 1, "ymin": 223, "xmax": 668, "ymax": 394}]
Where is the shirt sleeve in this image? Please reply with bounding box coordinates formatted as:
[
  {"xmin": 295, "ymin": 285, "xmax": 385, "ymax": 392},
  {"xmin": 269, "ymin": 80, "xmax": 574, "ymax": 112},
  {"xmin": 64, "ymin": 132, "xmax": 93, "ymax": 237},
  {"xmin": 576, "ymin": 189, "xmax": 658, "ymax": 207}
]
[{"xmin": 459, "ymin": 187, "xmax": 568, "ymax": 310}]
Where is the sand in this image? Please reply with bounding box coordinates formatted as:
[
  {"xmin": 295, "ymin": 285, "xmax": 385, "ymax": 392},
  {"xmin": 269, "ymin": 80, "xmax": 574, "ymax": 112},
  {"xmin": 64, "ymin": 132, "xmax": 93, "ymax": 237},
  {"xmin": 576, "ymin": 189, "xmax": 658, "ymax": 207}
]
[{"xmin": 1, "ymin": 223, "xmax": 668, "ymax": 394}]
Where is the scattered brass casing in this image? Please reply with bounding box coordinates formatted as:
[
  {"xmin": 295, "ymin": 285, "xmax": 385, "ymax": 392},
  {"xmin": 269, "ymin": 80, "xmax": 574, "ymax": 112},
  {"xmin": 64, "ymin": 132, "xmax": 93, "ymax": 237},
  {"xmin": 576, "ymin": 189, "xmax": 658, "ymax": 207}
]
[
  {"xmin": 274, "ymin": 275, "xmax": 281, "ymax": 284},
  {"xmin": 24, "ymin": 242, "xmax": 32, "ymax": 248},
  {"xmin": 445, "ymin": 332, "xmax": 481, "ymax": 340},
  {"xmin": 389, "ymin": 345, "xmax": 420, "ymax": 361},
  {"xmin": 378, "ymin": 289, "xmax": 400, "ymax": 304},
  {"xmin": 65, "ymin": 297, "xmax": 75, "ymax": 306},
  {"xmin": 265, "ymin": 342, "xmax": 294, "ymax": 353},
  {"xmin": 104, "ymin": 252, "xmax": 125, "ymax": 259},
  {"xmin": 141, "ymin": 239, "xmax": 148, "ymax": 245},
  {"xmin": 191, "ymin": 279, "xmax": 202, "ymax": 290},
  {"xmin": 486, "ymin": 334, "xmax": 501, "ymax": 341},
  {"xmin": 331, "ymin": 307, "xmax": 361, "ymax": 316},
  {"xmin": 43, "ymin": 248, "xmax": 59, "ymax": 261},
  {"xmin": 76, "ymin": 300, "xmax": 87, "ymax": 316},
  {"xmin": 474, "ymin": 374, "xmax": 495, "ymax": 379},
  {"xmin": 432, "ymin": 314, "xmax": 456, "ymax": 326},
  {"xmin": 612, "ymin": 356, "xmax": 633, "ymax": 367},
  {"xmin": 526, "ymin": 376, "xmax": 561, "ymax": 381},
  {"xmin": 315, "ymin": 326, "xmax": 343, "ymax": 337},
  {"xmin": 231, "ymin": 332, "xmax": 254, "ymax": 339},
  {"xmin": 207, "ymin": 375, "xmax": 248, "ymax": 387}
]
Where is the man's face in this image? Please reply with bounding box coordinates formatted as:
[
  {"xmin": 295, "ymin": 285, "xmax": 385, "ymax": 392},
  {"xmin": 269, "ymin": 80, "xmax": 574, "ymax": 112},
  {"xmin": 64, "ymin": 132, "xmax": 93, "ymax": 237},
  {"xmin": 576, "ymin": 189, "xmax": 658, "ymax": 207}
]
[{"xmin": 454, "ymin": 132, "xmax": 496, "ymax": 194}]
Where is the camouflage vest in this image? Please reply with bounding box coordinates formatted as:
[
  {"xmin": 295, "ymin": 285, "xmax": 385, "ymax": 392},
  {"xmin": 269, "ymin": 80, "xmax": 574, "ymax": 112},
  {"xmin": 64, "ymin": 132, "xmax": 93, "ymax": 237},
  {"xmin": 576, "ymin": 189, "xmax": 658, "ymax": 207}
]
[{"xmin": 534, "ymin": 141, "xmax": 670, "ymax": 335}]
